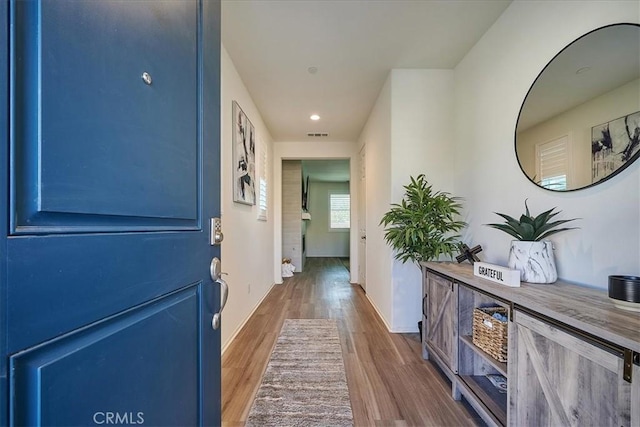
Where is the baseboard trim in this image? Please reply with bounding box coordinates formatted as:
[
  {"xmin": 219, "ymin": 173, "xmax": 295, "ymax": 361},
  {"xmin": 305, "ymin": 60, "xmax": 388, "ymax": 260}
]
[
  {"xmin": 391, "ymin": 326, "xmax": 420, "ymax": 333},
  {"xmin": 364, "ymin": 293, "xmax": 392, "ymax": 332},
  {"xmin": 221, "ymin": 282, "xmax": 276, "ymax": 355}
]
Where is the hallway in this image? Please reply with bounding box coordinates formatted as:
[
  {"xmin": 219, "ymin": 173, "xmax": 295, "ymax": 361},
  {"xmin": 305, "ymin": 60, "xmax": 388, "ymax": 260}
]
[{"xmin": 222, "ymin": 257, "xmax": 480, "ymax": 426}]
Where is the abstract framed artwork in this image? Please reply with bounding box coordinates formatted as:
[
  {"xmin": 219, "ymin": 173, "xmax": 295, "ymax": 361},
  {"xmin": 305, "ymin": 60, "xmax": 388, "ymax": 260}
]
[
  {"xmin": 591, "ymin": 110, "xmax": 640, "ymax": 183},
  {"xmin": 232, "ymin": 101, "xmax": 256, "ymax": 205}
]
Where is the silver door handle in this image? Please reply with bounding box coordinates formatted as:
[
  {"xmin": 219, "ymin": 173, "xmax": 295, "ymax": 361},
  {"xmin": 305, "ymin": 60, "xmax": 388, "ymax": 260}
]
[{"xmin": 212, "ymin": 277, "xmax": 228, "ymax": 330}]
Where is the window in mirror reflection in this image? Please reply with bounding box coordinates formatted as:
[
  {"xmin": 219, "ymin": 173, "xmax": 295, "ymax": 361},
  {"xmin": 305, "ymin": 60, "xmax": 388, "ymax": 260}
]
[{"xmin": 536, "ymin": 135, "xmax": 570, "ymax": 191}]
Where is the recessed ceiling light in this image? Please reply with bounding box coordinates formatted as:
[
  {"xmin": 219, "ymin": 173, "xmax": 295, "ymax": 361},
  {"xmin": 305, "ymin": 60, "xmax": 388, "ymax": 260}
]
[
  {"xmin": 308, "ymin": 66, "xmax": 318, "ymax": 74},
  {"xmin": 576, "ymin": 66, "xmax": 592, "ymax": 74},
  {"xmin": 310, "ymin": 114, "xmax": 320, "ymax": 121}
]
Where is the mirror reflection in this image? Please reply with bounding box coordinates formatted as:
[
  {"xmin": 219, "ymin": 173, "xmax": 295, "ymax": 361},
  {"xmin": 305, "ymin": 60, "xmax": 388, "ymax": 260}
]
[{"xmin": 515, "ymin": 24, "xmax": 640, "ymax": 191}]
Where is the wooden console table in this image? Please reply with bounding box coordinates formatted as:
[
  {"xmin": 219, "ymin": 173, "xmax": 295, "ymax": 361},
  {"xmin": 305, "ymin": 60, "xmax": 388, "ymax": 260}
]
[{"xmin": 421, "ymin": 261, "xmax": 640, "ymax": 427}]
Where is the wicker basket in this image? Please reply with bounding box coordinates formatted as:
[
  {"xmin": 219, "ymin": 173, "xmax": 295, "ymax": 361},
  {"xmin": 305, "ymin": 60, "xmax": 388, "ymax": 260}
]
[{"xmin": 472, "ymin": 307, "xmax": 508, "ymax": 362}]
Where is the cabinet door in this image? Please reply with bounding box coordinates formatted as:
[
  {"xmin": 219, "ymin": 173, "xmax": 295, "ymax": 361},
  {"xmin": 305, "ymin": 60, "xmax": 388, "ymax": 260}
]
[
  {"xmin": 425, "ymin": 272, "xmax": 458, "ymax": 373},
  {"xmin": 509, "ymin": 311, "xmax": 631, "ymax": 427}
]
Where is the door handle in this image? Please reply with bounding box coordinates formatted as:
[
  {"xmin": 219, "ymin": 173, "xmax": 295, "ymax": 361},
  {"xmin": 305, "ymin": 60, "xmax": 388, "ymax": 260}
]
[
  {"xmin": 210, "ymin": 257, "xmax": 229, "ymax": 330},
  {"xmin": 422, "ymin": 295, "xmax": 427, "ymax": 317},
  {"xmin": 212, "ymin": 277, "xmax": 228, "ymax": 330},
  {"xmin": 210, "ymin": 257, "xmax": 221, "ymax": 281}
]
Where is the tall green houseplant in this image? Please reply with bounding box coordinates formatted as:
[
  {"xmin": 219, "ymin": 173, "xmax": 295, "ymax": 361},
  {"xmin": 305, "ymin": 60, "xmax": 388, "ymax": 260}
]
[{"xmin": 380, "ymin": 175, "xmax": 466, "ymax": 264}]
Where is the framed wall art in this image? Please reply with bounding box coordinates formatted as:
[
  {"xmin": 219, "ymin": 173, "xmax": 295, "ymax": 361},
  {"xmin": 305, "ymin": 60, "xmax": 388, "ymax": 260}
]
[
  {"xmin": 232, "ymin": 101, "xmax": 256, "ymax": 205},
  {"xmin": 591, "ymin": 110, "xmax": 640, "ymax": 183}
]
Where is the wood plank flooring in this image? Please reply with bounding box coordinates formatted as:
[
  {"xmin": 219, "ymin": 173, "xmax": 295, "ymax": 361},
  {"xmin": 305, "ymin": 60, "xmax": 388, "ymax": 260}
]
[{"xmin": 222, "ymin": 257, "xmax": 481, "ymax": 426}]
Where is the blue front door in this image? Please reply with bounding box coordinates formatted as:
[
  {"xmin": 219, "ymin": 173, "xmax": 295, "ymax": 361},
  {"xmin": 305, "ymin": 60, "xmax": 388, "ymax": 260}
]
[{"xmin": 1, "ymin": 1, "xmax": 221, "ymax": 425}]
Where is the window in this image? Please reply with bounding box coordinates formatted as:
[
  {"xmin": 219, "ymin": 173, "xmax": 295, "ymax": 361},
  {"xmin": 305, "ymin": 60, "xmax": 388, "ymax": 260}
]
[
  {"xmin": 257, "ymin": 139, "xmax": 268, "ymax": 221},
  {"xmin": 536, "ymin": 135, "xmax": 570, "ymax": 191},
  {"xmin": 258, "ymin": 177, "xmax": 267, "ymax": 219},
  {"xmin": 329, "ymin": 194, "xmax": 350, "ymax": 229}
]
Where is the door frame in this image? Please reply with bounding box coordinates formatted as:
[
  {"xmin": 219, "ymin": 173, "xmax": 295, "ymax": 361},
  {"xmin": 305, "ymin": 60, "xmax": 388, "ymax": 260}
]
[
  {"xmin": 357, "ymin": 144, "xmax": 366, "ymax": 291},
  {"xmin": 1, "ymin": 1, "xmax": 9, "ymax": 423},
  {"xmin": 272, "ymin": 142, "xmax": 359, "ymax": 285}
]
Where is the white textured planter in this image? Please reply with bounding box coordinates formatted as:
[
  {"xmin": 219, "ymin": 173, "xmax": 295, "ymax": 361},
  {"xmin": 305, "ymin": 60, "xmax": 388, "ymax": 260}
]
[{"xmin": 508, "ymin": 240, "xmax": 557, "ymax": 284}]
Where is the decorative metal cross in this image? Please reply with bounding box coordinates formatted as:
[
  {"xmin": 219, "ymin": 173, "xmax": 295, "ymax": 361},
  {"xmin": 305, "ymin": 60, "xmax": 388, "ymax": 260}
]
[{"xmin": 456, "ymin": 243, "xmax": 483, "ymax": 264}]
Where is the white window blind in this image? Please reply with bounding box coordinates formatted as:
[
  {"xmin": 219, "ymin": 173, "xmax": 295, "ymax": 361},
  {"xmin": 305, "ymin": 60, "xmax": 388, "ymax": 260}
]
[
  {"xmin": 536, "ymin": 135, "xmax": 569, "ymax": 191},
  {"xmin": 329, "ymin": 194, "xmax": 350, "ymax": 229},
  {"xmin": 257, "ymin": 140, "xmax": 268, "ymax": 221}
]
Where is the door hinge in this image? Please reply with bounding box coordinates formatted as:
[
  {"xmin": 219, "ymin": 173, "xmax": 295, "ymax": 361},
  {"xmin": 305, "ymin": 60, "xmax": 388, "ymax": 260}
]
[{"xmin": 210, "ymin": 217, "xmax": 223, "ymax": 246}]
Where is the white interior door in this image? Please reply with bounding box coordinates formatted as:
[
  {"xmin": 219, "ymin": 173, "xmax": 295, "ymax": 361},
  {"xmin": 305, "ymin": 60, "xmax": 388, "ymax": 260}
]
[{"xmin": 358, "ymin": 145, "xmax": 366, "ymax": 290}]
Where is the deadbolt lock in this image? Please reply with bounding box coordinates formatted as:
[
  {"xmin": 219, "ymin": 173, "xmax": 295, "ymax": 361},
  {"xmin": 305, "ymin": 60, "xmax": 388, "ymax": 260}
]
[{"xmin": 210, "ymin": 218, "xmax": 223, "ymax": 245}]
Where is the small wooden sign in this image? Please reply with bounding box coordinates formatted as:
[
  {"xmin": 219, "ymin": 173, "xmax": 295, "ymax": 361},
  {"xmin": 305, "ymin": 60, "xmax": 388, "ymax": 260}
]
[{"xmin": 473, "ymin": 262, "xmax": 521, "ymax": 287}]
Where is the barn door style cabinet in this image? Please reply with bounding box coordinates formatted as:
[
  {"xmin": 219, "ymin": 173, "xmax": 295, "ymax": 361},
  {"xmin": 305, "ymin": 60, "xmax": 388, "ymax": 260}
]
[
  {"xmin": 510, "ymin": 311, "xmax": 632, "ymax": 426},
  {"xmin": 421, "ymin": 262, "xmax": 640, "ymax": 427},
  {"xmin": 424, "ymin": 271, "xmax": 458, "ymax": 376}
]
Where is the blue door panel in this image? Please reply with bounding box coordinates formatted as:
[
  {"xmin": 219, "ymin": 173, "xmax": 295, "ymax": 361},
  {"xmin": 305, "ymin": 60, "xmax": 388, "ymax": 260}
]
[
  {"xmin": 3, "ymin": 0, "xmax": 221, "ymax": 424},
  {"xmin": 7, "ymin": 231, "xmax": 209, "ymax": 353},
  {"xmin": 12, "ymin": 0, "xmax": 198, "ymax": 225},
  {"xmin": 11, "ymin": 287, "xmax": 200, "ymax": 426}
]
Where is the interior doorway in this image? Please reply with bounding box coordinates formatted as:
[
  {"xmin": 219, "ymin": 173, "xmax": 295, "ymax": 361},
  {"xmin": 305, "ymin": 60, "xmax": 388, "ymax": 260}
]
[
  {"xmin": 280, "ymin": 158, "xmax": 352, "ymax": 276},
  {"xmin": 302, "ymin": 159, "xmax": 351, "ymax": 262},
  {"xmin": 274, "ymin": 145, "xmax": 358, "ymax": 286}
]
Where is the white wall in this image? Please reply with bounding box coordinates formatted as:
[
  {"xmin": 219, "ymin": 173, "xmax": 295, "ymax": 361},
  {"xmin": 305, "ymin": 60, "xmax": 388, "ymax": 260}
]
[
  {"xmin": 357, "ymin": 70, "xmax": 455, "ymax": 332},
  {"xmin": 221, "ymin": 46, "xmax": 275, "ymax": 350},
  {"xmin": 273, "ymin": 141, "xmax": 359, "ymax": 284},
  {"xmin": 306, "ymin": 181, "xmax": 350, "ymax": 257},
  {"xmin": 454, "ymin": 1, "xmax": 640, "ymax": 289},
  {"xmin": 390, "ymin": 70, "xmax": 455, "ymax": 332},
  {"xmin": 358, "ymin": 76, "xmax": 393, "ymax": 328}
]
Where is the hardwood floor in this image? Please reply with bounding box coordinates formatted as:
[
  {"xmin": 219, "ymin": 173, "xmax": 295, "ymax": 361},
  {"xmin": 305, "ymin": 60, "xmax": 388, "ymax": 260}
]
[{"xmin": 222, "ymin": 257, "xmax": 481, "ymax": 426}]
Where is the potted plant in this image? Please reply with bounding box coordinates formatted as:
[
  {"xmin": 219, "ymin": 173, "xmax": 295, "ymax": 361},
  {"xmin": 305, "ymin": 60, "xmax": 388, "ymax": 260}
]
[
  {"xmin": 380, "ymin": 175, "xmax": 466, "ymax": 265},
  {"xmin": 486, "ymin": 200, "xmax": 578, "ymax": 283}
]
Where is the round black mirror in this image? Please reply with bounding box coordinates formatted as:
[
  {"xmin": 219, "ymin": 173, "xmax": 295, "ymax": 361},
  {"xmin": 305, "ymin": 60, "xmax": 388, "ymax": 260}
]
[{"xmin": 515, "ymin": 23, "xmax": 640, "ymax": 191}]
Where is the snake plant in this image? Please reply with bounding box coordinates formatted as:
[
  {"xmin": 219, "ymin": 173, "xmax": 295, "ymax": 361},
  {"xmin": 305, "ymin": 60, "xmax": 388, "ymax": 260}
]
[{"xmin": 486, "ymin": 200, "xmax": 578, "ymax": 241}]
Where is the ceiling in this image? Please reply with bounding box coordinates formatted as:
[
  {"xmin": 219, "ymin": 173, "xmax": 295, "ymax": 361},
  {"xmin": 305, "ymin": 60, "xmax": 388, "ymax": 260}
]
[
  {"xmin": 517, "ymin": 24, "xmax": 640, "ymax": 131},
  {"xmin": 222, "ymin": 0, "xmax": 512, "ymax": 143}
]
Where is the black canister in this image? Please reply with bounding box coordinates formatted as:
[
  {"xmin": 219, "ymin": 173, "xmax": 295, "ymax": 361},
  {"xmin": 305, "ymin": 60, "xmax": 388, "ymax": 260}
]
[{"xmin": 608, "ymin": 275, "xmax": 640, "ymax": 303}]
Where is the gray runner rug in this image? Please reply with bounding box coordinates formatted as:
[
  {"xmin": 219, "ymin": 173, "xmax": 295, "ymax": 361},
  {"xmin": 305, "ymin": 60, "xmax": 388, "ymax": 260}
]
[{"xmin": 245, "ymin": 319, "xmax": 354, "ymax": 427}]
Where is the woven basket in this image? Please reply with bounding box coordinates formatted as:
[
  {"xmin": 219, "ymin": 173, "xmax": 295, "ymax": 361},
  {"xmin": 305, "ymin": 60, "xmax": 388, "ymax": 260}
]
[{"xmin": 472, "ymin": 307, "xmax": 508, "ymax": 362}]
